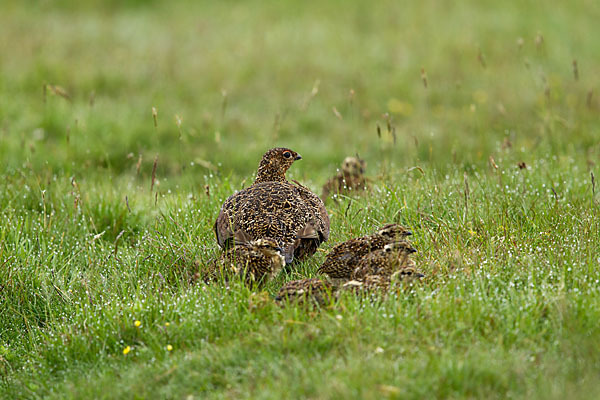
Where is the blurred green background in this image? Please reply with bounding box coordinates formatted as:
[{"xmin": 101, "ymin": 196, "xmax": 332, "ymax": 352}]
[{"xmin": 2, "ymin": 0, "xmax": 598, "ymax": 182}]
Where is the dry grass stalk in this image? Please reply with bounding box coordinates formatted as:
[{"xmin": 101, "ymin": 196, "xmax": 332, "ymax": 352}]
[
  {"xmin": 489, "ymin": 155, "xmax": 499, "ymax": 170},
  {"xmin": 136, "ymin": 154, "xmax": 143, "ymax": 175},
  {"xmin": 332, "ymin": 107, "xmax": 342, "ymax": 120},
  {"xmin": 150, "ymin": 155, "xmax": 158, "ymax": 192},
  {"xmin": 478, "ymin": 48, "xmax": 486, "ymax": 68},
  {"xmin": 302, "ymin": 80, "xmax": 320, "ymax": 110},
  {"xmin": 45, "ymin": 84, "xmax": 71, "ymax": 101},
  {"xmin": 152, "ymin": 107, "xmax": 158, "ymax": 127},
  {"xmin": 221, "ymin": 89, "xmax": 228, "ymax": 120}
]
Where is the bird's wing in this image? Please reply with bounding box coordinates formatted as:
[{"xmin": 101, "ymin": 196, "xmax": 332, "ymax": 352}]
[
  {"xmin": 296, "ymin": 220, "xmax": 320, "ymax": 240},
  {"xmin": 214, "ymin": 208, "xmax": 235, "ymax": 248},
  {"xmin": 233, "ymin": 228, "xmax": 253, "ymax": 245},
  {"xmin": 291, "ymin": 182, "xmax": 330, "ymax": 242}
]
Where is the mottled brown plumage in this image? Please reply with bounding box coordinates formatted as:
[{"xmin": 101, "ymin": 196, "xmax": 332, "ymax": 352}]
[
  {"xmin": 317, "ymin": 224, "xmax": 412, "ymax": 282},
  {"xmin": 254, "ymin": 148, "xmax": 302, "ymax": 184},
  {"xmin": 214, "ymin": 148, "xmax": 330, "ymax": 264},
  {"xmin": 275, "ymin": 278, "xmax": 334, "ymax": 306},
  {"xmin": 205, "ymin": 238, "xmax": 285, "ymax": 285},
  {"xmin": 290, "ymin": 179, "xmax": 331, "ymax": 260},
  {"xmin": 340, "ymin": 265, "xmax": 424, "ymax": 296},
  {"xmin": 352, "ymin": 241, "xmax": 417, "ymax": 280},
  {"xmin": 389, "ymin": 264, "xmax": 423, "ymax": 283},
  {"xmin": 321, "ymin": 156, "xmax": 368, "ymax": 200},
  {"xmin": 340, "ymin": 274, "xmax": 391, "ymax": 294}
]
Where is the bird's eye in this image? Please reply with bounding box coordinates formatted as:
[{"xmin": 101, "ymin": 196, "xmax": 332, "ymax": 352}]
[{"xmin": 283, "ymin": 151, "xmax": 292, "ymax": 159}]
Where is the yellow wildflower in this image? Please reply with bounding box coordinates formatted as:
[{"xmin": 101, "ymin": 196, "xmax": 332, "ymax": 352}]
[
  {"xmin": 123, "ymin": 346, "xmax": 131, "ymax": 355},
  {"xmin": 167, "ymin": 344, "xmax": 173, "ymax": 351},
  {"xmin": 134, "ymin": 320, "xmax": 141, "ymax": 327}
]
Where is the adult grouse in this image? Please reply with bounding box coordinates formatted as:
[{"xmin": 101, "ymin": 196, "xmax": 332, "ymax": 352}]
[{"xmin": 214, "ymin": 148, "xmax": 330, "ymax": 264}]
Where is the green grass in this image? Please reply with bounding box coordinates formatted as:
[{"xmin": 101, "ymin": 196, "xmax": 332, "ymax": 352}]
[{"xmin": 1, "ymin": 0, "xmax": 600, "ymax": 398}]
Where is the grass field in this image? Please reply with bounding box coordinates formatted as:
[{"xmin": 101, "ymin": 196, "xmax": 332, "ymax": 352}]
[{"xmin": 1, "ymin": 0, "xmax": 600, "ymax": 398}]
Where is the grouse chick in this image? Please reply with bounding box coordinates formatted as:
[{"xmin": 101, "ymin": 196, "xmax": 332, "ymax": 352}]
[
  {"xmin": 340, "ymin": 266, "xmax": 424, "ymax": 294},
  {"xmin": 214, "ymin": 148, "xmax": 329, "ymax": 264},
  {"xmin": 321, "ymin": 156, "xmax": 368, "ymax": 200},
  {"xmin": 317, "ymin": 224, "xmax": 412, "ymax": 283},
  {"xmin": 352, "ymin": 241, "xmax": 417, "ymax": 280},
  {"xmin": 207, "ymin": 238, "xmax": 285, "ymax": 285},
  {"xmin": 389, "ymin": 265, "xmax": 424, "ymax": 283},
  {"xmin": 275, "ymin": 278, "xmax": 335, "ymax": 306},
  {"xmin": 340, "ymin": 265, "xmax": 424, "ymax": 296},
  {"xmin": 340, "ymin": 274, "xmax": 392, "ymax": 295}
]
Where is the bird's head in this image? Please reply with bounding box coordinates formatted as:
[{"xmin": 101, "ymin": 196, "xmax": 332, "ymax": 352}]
[
  {"xmin": 383, "ymin": 241, "xmax": 417, "ymax": 254},
  {"xmin": 255, "ymin": 147, "xmax": 301, "ymax": 183},
  {"xmin": 251, "ymin": 238, "xmax": 286, "ymax": 267},
  {"xmin": 341, "ymin": 156, "xmax": 366, "ymax": 176},
  {"xmin": 377, "ymin": 224, "xmax": 413, "ymax": 240},
  {"xmin": 390, "ymin": 266, "xmax": 425, "ymax": 281}
]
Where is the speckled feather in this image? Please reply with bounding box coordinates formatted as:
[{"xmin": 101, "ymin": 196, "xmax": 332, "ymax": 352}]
[
  {"xmin": 275, "ymin": 278, "xmax": 334, "ymax": 306},
  {"xmin": 340, "ymin": 265, "xmax": 424, "ymax": 296},
  {"xmin": 321, "ymin": 156, "xmax": 368, "ymax": 201},
  {"xmin": 214, "ymin": 148, "xmax": 330, "ymax": 264},
  {"xmin": 205, "ymin": 238, "xmax": 285, "ymax": 285},
  {"xmin": 352, "ymin": 241, "xmax": 417, "ymax": 280},
  {"xmin": 340, "ymin": 274, "xmax": 392, "ymax": 294},
  {"xmin": 317, "ymin": 224, "xmax": 412, "ymax": 281},
  {"xmin": 290, "ymin": 179, "xmax": 331, "ymax": 260}
]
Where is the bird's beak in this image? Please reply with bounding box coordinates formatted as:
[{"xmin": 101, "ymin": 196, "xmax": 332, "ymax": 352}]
[
  {"xmin": 416, "ymin": 273, "xmax": 425, "ymax": 278},
  {"xmin": 295, "ymin": 154, "xmax": 302, "ymax": 160},
  {"xmin": 405, "ymin": 231, "xmax": 413, "ymax": 236},
  {"xmin": 275, "ymin": 247, "xmax": 284, "ymax": 253},
  {"xmin": 409, "ymin": 248, "xmax": 417, "ymax": 253}
]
